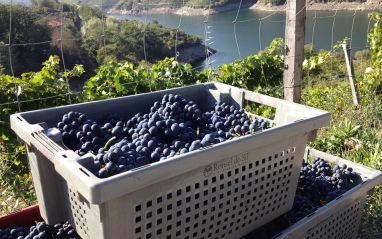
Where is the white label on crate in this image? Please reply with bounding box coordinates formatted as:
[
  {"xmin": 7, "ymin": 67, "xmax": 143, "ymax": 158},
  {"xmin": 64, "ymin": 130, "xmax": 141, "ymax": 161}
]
[{"xmin": 204, "ymin": 152, "xmax": 249, "ymax": 177}]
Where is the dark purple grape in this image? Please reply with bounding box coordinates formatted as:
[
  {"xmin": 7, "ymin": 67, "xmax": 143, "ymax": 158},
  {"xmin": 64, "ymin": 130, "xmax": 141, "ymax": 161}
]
[{"xmin": 57, "ymin": 95, "xmax": 274, "ymax": 179}]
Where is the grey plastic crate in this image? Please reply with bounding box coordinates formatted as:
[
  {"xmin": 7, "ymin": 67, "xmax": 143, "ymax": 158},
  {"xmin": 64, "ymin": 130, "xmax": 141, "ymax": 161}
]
[
  {"xmin": 274, "ymin": 147, "xmax": 382, "ymax": 239},
  {"xmin": 10, "ymin": 82, "xmax": 330, "ymax": 239}
]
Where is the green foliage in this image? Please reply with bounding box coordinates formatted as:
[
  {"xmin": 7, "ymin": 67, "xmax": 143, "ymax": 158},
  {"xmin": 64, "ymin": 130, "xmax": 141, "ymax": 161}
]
[
  {"xmin": 115, "ymin": 0, "xmax": 134, "ymax": 10},
  {"xmin": 0, "ymin": 55, "xmax": 84, "ymax": 146},
  {"xmin": 0, "ymin": 4, "xmax": 53, "ymax": 75},
  {"xmin": 0, "ymin": 3, "xmax": 204, "ymax": 78},
  {"xmin": 0, "ymin": 3, "xmax": 87, "ymax": 76},
  {"xmin": 78, "ymin": 4, "xmax": 104, "ymax": 22},
  {"xmin": 35, "ymin": 0, "xmax": 59, "ymax": 9},
  {"xmin": 353, "ymin": 49, "xmax": 373, "ymax": 79},
  {"xmin": 0, "ymin": 56, "xmax": 84, "ymax": 214},
  {"xmin": 354, "ymin": 49, "xmax": 372, "ymax": 61},
  {"xmin": 1, "ymin": 152, "xmax": 37, "ymax": 215},
  {"xmin": 0, "ymin": 42, "xmax": 5, "ymax": 76},
  {"xmin": 302, "ymin": 39, "xmax": 350, "ymax": 90},
  {"xmin": 310, "ymin": 118, "xmax": 362, "ymax": 154},
  {"xmin": 81, "ymin": 38, "xmax": 285, "ymax": 116},
  {"xmin": 244, "ymin": 86, "xmax": 283, "ymax": 119},
  {"xmin": 303, "ymin": 38, "xmax": 348, "ymax": 71},
  {"xmin": 304, "ymin": 43, "xmax": 317, "ymax": 60},
  {"xmin": 302, "ymin": 83, "xmax": 352, "ymax": 121},
  {"xmin": 359, "ymin": 12, "xmax": 382, "ymax": 94},
  {"xmin": 360, "ymin": 185, "xmax": 382, "ymax": 236},
  {"xmin": 81, "ymin": 16, "xmax": 202, "ymax": 66},
  {"xmin": 50, "ymin": 28, "xmax": 88, "ymax": 70},
  {"xmin": 82, "ymin": 57, "xmax": 206, "ymax": 101},
  {"xmin": 216, "ymin": 38, "xmax": 284, "ymax": 91}
]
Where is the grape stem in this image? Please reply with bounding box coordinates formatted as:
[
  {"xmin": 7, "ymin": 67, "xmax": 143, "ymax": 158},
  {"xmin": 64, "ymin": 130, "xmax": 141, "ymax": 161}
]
[{"xmin": 104, "ymin": 136, "xmax": 116, "ymax": 149}]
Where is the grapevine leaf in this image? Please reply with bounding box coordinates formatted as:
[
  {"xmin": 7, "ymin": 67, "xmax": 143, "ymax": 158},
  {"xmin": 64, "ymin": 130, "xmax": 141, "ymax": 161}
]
[{"xmin": 1, "ymin": 134, "xmax": 9, "ymax": 140}]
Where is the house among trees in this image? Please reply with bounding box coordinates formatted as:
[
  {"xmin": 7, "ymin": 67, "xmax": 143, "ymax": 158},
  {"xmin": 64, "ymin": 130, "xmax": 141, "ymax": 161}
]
[{"xmin": 48, "ymin": 20, "xmax": 62, "ymax": 28}]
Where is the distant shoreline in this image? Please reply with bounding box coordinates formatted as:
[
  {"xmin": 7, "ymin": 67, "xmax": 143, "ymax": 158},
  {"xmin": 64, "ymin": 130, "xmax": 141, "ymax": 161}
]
[
  {"xmin": 251, "ymin": 2, "xmax": 382, "ymax": 12},
  {"xmin": 106, "ymin": 1, "xmax": 382, "ymax": 16}
]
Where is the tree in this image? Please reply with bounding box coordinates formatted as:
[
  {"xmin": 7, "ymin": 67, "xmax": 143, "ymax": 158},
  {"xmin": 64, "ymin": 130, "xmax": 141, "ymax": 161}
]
[
  {"xmin": 0, "ymin": 4, "xmax": 53, "ymax": 76},
  {"xmin": 81, "ymin": 16, "xmax": 201, "ymax": 67},
  {"xmin": 0, "ymin": 64, "xmax": 4, "ymax": 75},
  {"xmin": 0, "ymin": 42, "xmax": 6, "ymax": 76},
  {"xmin": 354, "ymin": 49, "xmax": 371, "ymax": 61},
  {"xmin": 35, "ymin": 0, "xmax": 59, "ymax": 9},
  {"xmin": 79, "ymin": 4, "xmax": 104, "ymax": 22},
  {"xmin": 50, "ymin": 29, "xmax": 84, "ymax": 69}
]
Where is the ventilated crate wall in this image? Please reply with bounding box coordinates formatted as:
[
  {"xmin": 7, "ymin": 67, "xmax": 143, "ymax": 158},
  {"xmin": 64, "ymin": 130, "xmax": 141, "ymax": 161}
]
[
  {"xmin": 275, "ymin": 147, "xmax": 382, "ymax": 239},
  {"xmin": 304, "ymin": 198, "xmax": 365, "ymax": 239},
  {"xmin": 69, "ymin": 187, "xmax": 90, "ymax": 237}
]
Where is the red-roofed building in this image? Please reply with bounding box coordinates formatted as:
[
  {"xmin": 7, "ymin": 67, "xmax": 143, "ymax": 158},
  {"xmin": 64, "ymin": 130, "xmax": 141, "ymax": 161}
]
[{"xmin": 48, "ymin": 20, "xmax": 62, "ymax": 27}]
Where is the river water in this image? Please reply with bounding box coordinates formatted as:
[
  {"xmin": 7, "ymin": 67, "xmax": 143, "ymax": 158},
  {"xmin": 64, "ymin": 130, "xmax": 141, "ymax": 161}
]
[{"xmin": 108, "ymin": 8, "xmax": 377, "ymax": 70}]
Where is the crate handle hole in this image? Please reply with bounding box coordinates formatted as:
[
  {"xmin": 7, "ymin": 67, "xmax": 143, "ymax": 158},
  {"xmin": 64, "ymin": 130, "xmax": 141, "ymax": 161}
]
[
  {"xmin": 77, "ymin": 192, "xmax": 87, "ymax": 203},
  {"xmin": 80, "ymin": 168, "xmax": 90, "ymax": 177}
]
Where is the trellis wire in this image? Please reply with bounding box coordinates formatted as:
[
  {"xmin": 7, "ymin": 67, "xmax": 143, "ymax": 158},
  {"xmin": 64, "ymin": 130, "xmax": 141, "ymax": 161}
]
[
  {"xmin": 233, "ymin": 0, "xmax": 243, "ymax": 61},
  {"xmin": 306, "ymin": 10, "xmax": 317, "ymax": 91},
  {"xmin": 363, "ymin": 5, "xmax": 376, "ymax": 98},
  {"xmin": 174, "ymin": 0, "xmax": 186, "ymax": 86},
  {"xmin": 100, "ymin": 0, "xmax": 112, "ymax": 97},
  {"xmin": 349, "ymin": 8, "xmax": 357, "ymax": 49},
  {"xmin": 258, "ymin": 19, "xmax": 268, "ymax": 89},
  {"xmin": 174, "ymin": 0, "xmax": 185, "ymax": 62},
  {"xmin": 7, "ymin": 0, "xmax": 21, "ymax": 113},
  {"xmin": 0, "ymin": 41, "xmax": 373, "ymax": 105},
  {"xmin": 142, "ymin": 0, "xmax": 151, "ymax": 91},
  {"xmin": 233, "ymin": 0, "xmax": 245, "ymax": 88},
  {"xmin": 203, "ymin": 0, "xmax": 213, "ymax": 78},
  {"xmin": 330, "ymin": 7, "xmax": 338, "ymax": 85},
  {"xmin": 60, "ymin": 0, "xmax": 71, "ymax": 104},
  {"xmin": 261, "ymin": 1, "xmax": 287, "ymax": 92}
]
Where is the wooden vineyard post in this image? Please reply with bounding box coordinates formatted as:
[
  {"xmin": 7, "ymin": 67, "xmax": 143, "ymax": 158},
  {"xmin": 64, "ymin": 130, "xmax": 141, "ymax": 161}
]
[
  {"xmin": 283, "ymin": 0, "xmax": 306, "ymax": 103},
  {"xmin": 342, "ymin": 43, "xmax": 360, "ymax": 105}
]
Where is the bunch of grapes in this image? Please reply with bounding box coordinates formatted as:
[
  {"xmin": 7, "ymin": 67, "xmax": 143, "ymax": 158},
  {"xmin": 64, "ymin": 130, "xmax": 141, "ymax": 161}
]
[
  {"xmin": 243, "ymin": 157, "xmax": 357, "ymax": 239},
  {"xmin": 0, "ymin": 221, "xmax": 79, "ymax": 239},
  {"xmin": 57, "ymin": 111, "xmax": 126, "ymax": 157},
  {"xmin": 287, "ymin": 157, "xmax": 356, "ymax": 223},
  {"xmin": 56, "ymin": 94, "xmax": 269, "ymax": 178}
]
